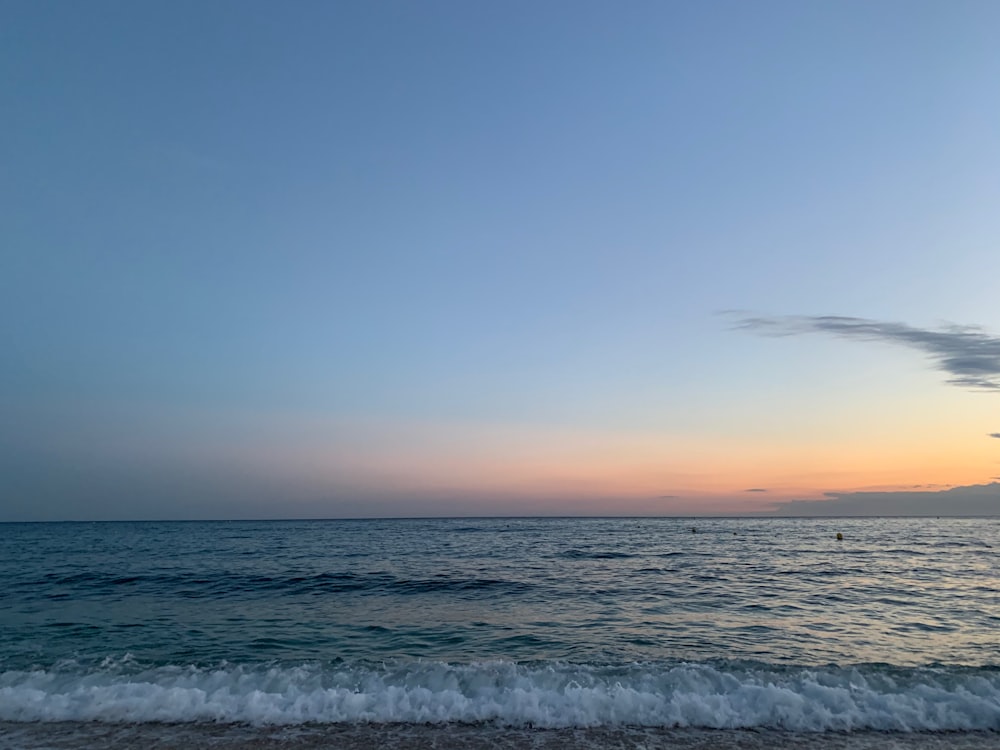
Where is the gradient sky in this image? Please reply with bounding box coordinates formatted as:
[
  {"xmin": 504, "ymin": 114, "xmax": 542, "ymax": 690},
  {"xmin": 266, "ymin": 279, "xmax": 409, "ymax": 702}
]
[{"xmin": 3, "ymin": 0, "xmax": 1000, "ymax": 520}]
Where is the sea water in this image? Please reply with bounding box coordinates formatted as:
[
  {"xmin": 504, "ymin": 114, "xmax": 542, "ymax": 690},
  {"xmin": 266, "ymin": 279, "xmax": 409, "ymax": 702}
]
[{"xmin": 1, "ymin": 517, "xmax": 997, "ymax": 748}]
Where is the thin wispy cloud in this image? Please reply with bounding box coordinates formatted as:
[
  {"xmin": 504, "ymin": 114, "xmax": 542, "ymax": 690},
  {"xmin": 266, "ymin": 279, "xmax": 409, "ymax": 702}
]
[
  {"xmin": 744, "ymin": 488, "xmax": 768, "ymax": 493},
  {"xmin": 734, "ymin": 315, "xmax": 1000, "ymax": 391},
  {"xmin": 989, "ymin": 433, "xmax": 1000, "ymax": 439}
]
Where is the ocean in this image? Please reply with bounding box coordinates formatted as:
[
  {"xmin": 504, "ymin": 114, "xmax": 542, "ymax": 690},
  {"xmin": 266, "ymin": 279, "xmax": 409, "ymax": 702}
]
[{"xmin": 1, "ymin": 517, "xmax": 997, "ymax": 749}]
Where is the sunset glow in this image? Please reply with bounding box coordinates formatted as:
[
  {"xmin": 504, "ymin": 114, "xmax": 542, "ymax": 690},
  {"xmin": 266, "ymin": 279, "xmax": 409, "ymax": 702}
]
[{"xmin": 3, "ymin": 1, "xmax": 999, "ymax": 520}]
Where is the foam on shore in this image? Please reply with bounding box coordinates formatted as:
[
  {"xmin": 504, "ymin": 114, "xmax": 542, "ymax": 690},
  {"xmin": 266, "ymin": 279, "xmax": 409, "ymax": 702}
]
[{"xmin": 2, "ymin": 660, "xmax": 998, "ymax": 731}]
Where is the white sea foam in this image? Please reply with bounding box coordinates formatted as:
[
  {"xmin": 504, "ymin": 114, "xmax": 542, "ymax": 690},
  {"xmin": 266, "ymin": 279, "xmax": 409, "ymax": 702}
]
[{"xmin": 1, "ymin": 661, "xmax": 998, "ymax": 731}]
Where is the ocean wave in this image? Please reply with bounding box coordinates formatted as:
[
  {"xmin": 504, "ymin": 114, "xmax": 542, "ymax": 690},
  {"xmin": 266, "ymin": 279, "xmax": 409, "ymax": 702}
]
[
  {"xmin": 14, "ymin": 571, "xmax": 533, "ymax": 599},
  {"xmin": 557, "ymin": 550, "xmax": 636, "ymax": 560},
  {"xmin": 1, "ymin": 660, "xmax": 998, "ymax": 731}
]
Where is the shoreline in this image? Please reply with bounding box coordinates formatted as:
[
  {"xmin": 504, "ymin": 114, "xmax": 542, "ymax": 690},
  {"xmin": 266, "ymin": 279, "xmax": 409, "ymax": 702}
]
[{"xmin": 3, "ymin": 723, "xmax": 999, "ymax": 750}]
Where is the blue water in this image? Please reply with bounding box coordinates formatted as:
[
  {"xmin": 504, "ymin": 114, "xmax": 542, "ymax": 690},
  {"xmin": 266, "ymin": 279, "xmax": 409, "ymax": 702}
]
[{"xmin": 1, "ymin": 517, "xmax": 999, "ymax": 747}]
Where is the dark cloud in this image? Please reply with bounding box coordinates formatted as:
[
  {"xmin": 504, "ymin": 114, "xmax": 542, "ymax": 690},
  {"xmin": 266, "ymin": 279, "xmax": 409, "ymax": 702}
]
[
  {"xmin": 744, "ymin": 488, "xmax": 768, "ymax": 492},
  {"xmin": 990, "ymin": 433, "xmax": 1000, "ymax": 439},
  {"xmin": 734, "ymin": 315, "xmax": 1000, "ymax": 391},
  {"xmin": 767, "ymin": 482, "xmax": 1000, "ymax": 517}
]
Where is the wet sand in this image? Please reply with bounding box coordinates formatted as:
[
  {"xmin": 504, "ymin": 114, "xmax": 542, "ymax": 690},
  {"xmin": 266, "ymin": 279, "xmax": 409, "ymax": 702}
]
[{"xmin": 2, "ymin": 723, "xmax": 997, "ymax": 750}]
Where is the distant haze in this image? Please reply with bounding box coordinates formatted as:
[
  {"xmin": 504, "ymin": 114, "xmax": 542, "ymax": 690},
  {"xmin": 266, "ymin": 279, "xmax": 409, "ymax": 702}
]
[{"xmin": 764, "ymin": 483, "xmax": 1000, "ymax": 517}]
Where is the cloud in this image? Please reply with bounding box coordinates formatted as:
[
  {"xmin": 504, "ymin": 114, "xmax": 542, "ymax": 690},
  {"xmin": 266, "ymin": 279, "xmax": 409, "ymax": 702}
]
[
  {"xmin": 744, "ymin": 488, "xmax": 768, "ymax": 492},
  {"xmin": 990, "ymin": 433, "xmax": 1000, "ymax": 439},
  {"xmin": 767, "ymin": 482, "xmax": 1000, "ymax": 516},
  {"xmin": 734, "ymin": 315, "xmax": 1000, "ymax": 391}
]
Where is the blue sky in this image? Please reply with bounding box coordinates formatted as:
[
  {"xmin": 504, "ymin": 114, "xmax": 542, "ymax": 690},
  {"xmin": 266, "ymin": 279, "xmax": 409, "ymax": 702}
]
[{"xmin": 3, "ymin": 1, "xmax": 999, "ymax": 520}]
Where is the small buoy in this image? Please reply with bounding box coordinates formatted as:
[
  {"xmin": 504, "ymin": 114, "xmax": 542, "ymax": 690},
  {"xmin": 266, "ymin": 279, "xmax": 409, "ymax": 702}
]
[
  {"xmin": 691, "ymin": 527, "xmax": 697, "ymax": 533},
  {"xmin": 836, "ymin": 532, "xmax": 843, "ymax": 541}
]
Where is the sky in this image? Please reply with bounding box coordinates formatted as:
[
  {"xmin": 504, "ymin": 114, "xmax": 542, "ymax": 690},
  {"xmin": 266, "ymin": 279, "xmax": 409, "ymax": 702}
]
[{"xmin": 3, "ymin": 0, "xmax": 1000, "ymax": 520}]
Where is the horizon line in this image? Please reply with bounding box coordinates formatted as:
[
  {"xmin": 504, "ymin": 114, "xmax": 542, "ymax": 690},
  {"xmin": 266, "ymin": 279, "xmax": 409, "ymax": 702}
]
[{"xmin": 2, "ymin": 514, "xmax": 996, "ymax": 524}]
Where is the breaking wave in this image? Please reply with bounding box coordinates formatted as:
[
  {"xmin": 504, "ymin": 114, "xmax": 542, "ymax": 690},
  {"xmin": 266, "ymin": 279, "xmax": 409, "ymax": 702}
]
[{"xmin": 2, "ymin": 659, "xmax": 998, "ymax": 731}]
